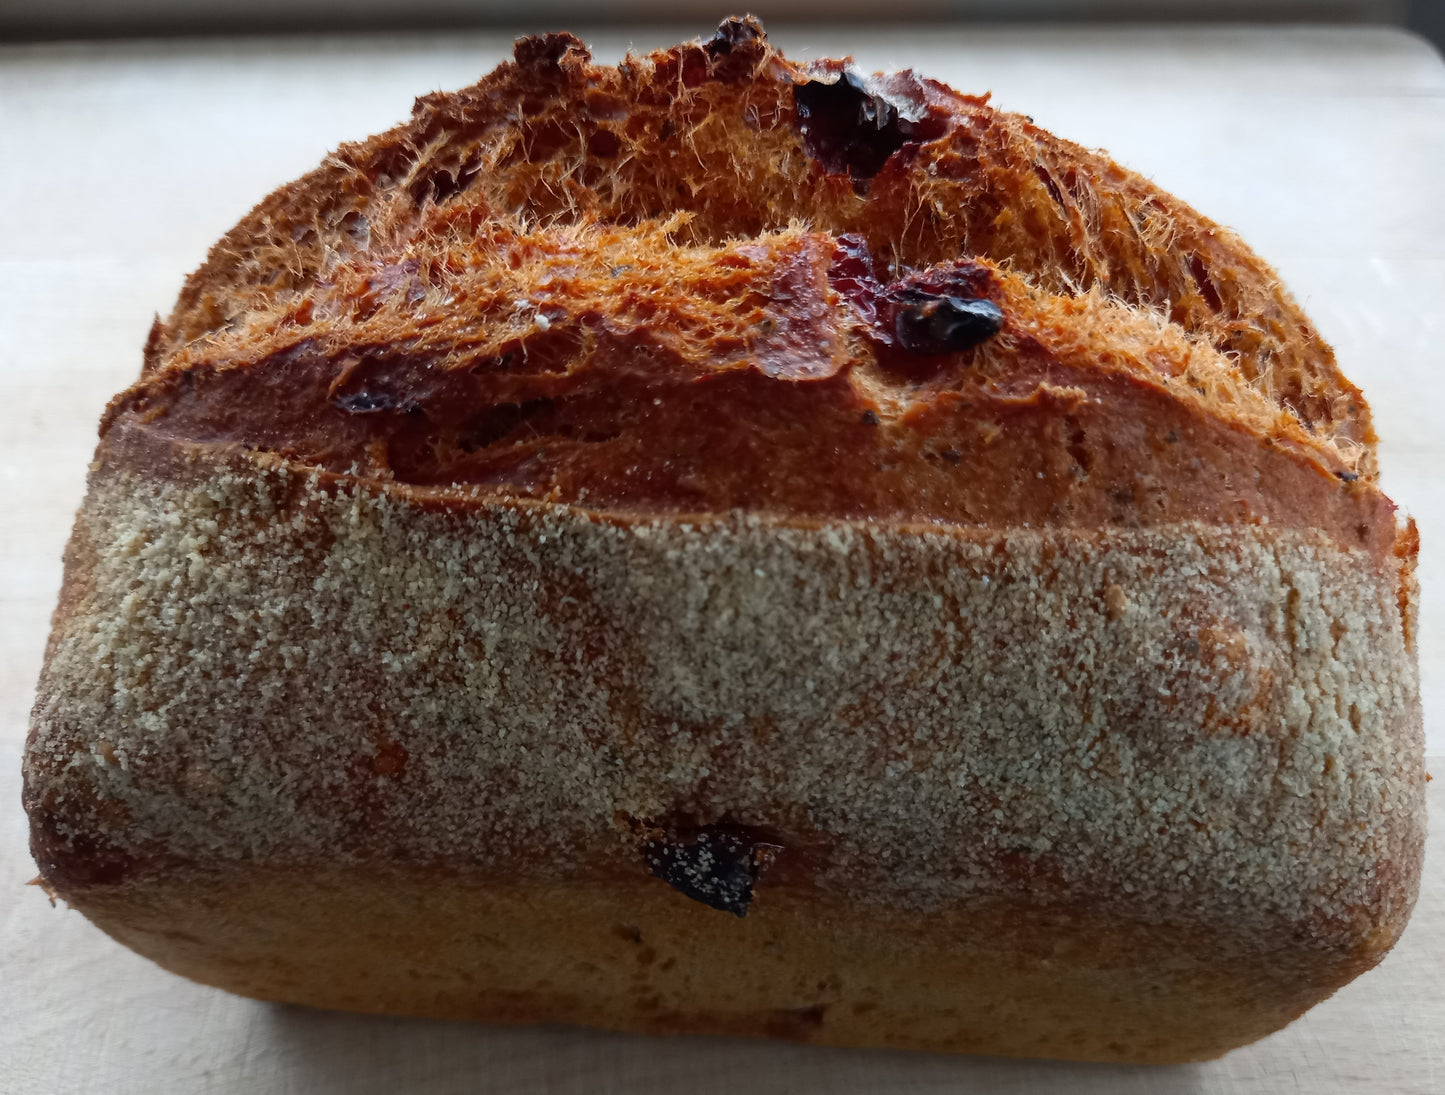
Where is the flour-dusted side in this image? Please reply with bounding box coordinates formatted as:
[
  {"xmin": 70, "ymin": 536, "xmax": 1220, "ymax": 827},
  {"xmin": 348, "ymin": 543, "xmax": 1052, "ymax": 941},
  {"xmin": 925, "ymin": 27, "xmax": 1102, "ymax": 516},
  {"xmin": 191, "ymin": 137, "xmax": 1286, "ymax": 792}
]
[{"xmin": 26, "ymin": 453, "xmax": 1423, "ymax": 949}]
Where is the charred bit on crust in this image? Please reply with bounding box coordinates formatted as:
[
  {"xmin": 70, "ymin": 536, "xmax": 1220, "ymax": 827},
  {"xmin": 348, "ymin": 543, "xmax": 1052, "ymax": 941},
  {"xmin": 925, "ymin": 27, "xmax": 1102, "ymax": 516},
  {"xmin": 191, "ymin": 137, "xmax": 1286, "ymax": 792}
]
[
  {"xmin": 792, "ymin": 68, "xmax": 946, "ymax": 190},
  {"xmin": 705, "ymin": 16, "xmax": 771, "ymax": 82},
  {"xmin": 894, "ymin": 293, "xmax": 1005, "ymax": 355},
  {"xmin": 707, "ymin": 15, "xmax": 766, "ymax": 57},
  {"xmin": 637, "ymin": 819, "xmax": 782, "ymax": 917}
]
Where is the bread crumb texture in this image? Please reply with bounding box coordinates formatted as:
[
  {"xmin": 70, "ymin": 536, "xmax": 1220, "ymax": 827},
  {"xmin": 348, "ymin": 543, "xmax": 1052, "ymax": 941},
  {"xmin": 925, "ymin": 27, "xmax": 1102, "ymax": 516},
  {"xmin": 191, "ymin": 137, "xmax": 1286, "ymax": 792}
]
[{"xmin": 27, "ymin": 457, "xmax": 1423, "ymax": 952}]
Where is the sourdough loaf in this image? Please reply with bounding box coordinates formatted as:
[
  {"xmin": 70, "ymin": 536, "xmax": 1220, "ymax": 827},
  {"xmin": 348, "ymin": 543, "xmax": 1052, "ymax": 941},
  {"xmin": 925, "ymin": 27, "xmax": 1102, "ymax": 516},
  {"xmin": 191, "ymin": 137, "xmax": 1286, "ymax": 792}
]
[{"xmin": 24, "ymin": 17, "xmax": 1424, "ymax": 1063}]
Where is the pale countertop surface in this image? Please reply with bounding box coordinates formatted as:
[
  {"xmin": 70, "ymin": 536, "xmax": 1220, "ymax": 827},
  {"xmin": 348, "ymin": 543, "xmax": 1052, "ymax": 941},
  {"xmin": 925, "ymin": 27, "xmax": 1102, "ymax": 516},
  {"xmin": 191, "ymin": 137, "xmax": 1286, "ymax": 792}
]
[{"xmin": 1, "ymin": 21, "xmax": 1443, "ymax": 1094}]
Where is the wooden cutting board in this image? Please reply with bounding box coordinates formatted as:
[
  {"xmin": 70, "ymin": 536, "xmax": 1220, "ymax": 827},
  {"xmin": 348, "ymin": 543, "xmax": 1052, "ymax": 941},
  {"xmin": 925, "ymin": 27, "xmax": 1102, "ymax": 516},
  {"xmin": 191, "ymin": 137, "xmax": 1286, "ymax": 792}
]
[{"xmin": 1, "ymin": 22, "xmax": 1441, "ymax": 1094}]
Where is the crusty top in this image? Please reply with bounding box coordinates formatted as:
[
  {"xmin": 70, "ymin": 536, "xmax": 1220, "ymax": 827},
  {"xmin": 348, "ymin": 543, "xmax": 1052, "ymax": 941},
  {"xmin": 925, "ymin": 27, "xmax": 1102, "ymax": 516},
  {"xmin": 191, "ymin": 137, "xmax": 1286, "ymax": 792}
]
[{"xmin": 105, "ymin": 17, "xmax": 1389, "ymax": 551}]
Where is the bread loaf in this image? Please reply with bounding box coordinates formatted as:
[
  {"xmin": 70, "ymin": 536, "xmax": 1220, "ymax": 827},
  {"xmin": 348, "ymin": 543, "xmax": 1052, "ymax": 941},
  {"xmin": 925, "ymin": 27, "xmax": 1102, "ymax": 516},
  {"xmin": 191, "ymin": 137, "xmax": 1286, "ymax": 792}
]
[{"xmin": 24, "ymin": 18, "xmax": 1424, "ymax": 1063}]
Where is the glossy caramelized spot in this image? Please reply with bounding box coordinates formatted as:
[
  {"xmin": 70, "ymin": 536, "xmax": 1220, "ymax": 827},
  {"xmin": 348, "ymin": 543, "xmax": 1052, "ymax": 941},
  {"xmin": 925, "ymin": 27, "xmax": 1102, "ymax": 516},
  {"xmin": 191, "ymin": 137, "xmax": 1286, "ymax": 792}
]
[{"xmin": 893, "ymin": 294, "xmax": 1005, "ymax": 355}]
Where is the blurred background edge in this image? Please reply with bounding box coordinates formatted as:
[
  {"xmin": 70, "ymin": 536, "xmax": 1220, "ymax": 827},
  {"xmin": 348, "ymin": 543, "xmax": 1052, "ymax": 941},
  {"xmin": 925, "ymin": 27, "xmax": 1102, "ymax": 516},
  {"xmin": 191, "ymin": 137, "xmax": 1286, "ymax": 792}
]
[{"xmin": 0, "ymin": 1, "xmax": 1440, "ymax": 53}]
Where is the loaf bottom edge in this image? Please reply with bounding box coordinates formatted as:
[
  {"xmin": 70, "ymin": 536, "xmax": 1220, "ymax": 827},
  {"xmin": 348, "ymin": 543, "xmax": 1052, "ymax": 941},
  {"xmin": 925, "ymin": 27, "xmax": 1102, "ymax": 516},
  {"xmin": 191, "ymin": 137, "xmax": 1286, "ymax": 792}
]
[{"xmin": 64, "ymin": 866, "xmax": 1375, "ymax": 1065}]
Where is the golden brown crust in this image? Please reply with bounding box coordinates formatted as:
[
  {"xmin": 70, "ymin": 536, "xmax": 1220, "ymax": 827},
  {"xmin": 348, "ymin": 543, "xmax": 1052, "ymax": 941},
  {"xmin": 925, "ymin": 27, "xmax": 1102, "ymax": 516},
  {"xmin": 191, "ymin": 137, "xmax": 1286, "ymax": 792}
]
[
  {"xmin": 24, "ymin": 17, "xmax": 1425, "ymax": 1063},
  {"xmin": 75, "ymin": 868, "xmax": 1393, "ymax": 1064},
  {"xmin": 108, "ymin": 226, "xmax": 1392, "ymax": 555},
  {"xmin": 130, "ymin": 17, "xmax": 1374, "ymax": 507}
]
